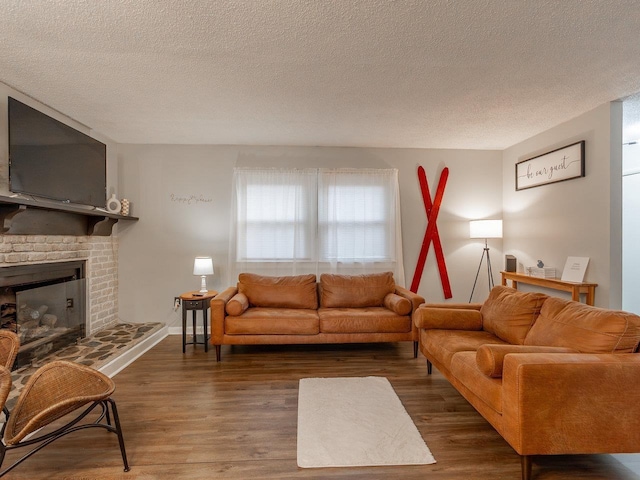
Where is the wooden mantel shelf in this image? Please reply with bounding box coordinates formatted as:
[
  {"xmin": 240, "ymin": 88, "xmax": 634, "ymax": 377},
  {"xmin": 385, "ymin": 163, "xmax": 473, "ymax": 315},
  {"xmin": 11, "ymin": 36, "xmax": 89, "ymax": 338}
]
[
  {"xmin": 501, "ymin": 271, "xmax": 597, "ymax": 305},
  {"xmin": 0, "ymin": 195, "xmax": 138, "ymax": 236}
]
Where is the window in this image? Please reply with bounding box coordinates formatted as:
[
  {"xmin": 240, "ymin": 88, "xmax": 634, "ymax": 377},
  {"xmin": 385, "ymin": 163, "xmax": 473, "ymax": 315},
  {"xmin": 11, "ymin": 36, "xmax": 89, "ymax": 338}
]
[
  {"xmin": 230, "ymin": 167, "xmax": 404, "ymax": 283},
  {"xmin": 234, "ymin": 168, "xmax": 316, "ymax": 262},
  {"xmin": 318, "ymin": 170, "xmax": 394, "ymax": 262}
]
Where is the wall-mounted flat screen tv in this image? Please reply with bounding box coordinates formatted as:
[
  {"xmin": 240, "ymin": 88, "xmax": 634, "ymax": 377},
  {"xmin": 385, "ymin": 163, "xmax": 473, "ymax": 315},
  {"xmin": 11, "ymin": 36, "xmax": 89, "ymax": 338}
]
[{"xmin": 8, "ymin": 97, "xmax": 107, "ymax": 208}]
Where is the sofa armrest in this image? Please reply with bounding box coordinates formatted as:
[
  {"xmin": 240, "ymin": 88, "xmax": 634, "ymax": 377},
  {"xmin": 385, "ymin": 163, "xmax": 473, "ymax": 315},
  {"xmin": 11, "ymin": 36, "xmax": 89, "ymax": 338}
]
[
  {"xmin": 383, "ymin": 293, "xmax": 412, "ymax": 315},
  {"xmin": 413, "ymin": 306, "xmax": 483, "ymax": 330},
  {"xmin": 394, "ymin": 286, "xmax": 425, "ymax": 313},
  {"xmin": 210, "ymin": 287, "xmax": 238, "ymax": 343},
  {"xmin": 476, "ymin": 344, "xmax": 578, "ymax": 378},
  {"xmin": 502, "ymin": 353, "xmax": 640, "ymax": 455},
  {"xmin": 226, "ymin": 293, "xmax": 249, "ymax": 316}
]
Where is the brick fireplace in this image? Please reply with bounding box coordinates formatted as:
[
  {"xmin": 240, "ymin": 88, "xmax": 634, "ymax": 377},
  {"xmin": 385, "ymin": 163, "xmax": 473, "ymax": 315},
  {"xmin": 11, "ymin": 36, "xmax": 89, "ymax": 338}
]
[{"xmin": 0, "ymin": 235, "xmax": 119, "ymax": 363}]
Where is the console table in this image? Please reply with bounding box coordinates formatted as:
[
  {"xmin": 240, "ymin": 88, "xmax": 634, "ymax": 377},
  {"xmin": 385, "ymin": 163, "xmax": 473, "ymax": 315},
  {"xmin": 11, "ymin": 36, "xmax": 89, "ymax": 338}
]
[{"xmin": 501, "ymin": 271, "xmax": 597, "ymax": 305}]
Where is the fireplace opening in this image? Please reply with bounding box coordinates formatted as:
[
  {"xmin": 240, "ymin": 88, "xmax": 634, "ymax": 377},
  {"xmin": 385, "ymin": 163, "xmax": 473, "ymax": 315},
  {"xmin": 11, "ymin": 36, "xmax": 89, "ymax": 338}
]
[{"xmin": 0, "ymin": 261, "xmax": 86, "ymax": 369}]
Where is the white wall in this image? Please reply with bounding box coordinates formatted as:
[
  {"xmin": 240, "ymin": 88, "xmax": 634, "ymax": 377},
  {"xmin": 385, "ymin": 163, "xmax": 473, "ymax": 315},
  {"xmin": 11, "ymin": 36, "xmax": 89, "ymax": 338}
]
[
  {"xmin": 116, "ymin": 145, "xmax": 502, "ymax": 328},
  {"xmin": 502, "ymin": 102, "xmax": 623, "ymax": 308}
]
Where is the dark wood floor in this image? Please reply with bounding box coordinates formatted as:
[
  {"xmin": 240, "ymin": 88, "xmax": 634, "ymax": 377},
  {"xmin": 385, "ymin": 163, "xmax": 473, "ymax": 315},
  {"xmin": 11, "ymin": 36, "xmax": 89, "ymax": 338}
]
[{"xmin": 4, "ymin": 336, "xmax": 640, "ymax": 479}]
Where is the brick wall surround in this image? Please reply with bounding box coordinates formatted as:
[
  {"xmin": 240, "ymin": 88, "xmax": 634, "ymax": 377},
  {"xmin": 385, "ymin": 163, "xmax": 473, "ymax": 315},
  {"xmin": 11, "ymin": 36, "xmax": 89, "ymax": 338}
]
[{"xmin": 0, "ymin": 234, "xmax": 119, "ymax": 336}]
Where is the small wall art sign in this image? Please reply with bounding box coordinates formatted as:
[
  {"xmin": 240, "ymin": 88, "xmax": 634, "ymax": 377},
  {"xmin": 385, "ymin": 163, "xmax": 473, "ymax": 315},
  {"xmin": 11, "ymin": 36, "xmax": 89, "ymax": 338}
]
[{"xmin": 516, "ymin": 141, "xmax": 585, "ymax": 191}]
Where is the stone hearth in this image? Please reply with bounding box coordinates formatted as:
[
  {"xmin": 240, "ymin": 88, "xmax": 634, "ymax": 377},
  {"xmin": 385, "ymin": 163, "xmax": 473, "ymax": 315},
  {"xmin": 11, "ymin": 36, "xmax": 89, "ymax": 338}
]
[{"xmin": 5, "ymin": 322, "xmax": 164, "ymax": 410}]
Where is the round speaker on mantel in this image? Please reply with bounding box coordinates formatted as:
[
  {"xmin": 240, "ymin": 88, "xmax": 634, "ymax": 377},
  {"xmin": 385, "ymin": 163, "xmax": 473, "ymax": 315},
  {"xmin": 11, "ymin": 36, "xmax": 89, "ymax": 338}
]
[{"xmin": 106, "ymin": 194, "xmax": 122, "ymax": 214}]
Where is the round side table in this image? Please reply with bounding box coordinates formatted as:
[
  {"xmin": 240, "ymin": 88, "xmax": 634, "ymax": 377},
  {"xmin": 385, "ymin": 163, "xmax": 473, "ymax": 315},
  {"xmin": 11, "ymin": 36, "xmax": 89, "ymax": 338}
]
[{"xmin": 179, "ymin": 291, "xmax": 218, "ymax": 353}]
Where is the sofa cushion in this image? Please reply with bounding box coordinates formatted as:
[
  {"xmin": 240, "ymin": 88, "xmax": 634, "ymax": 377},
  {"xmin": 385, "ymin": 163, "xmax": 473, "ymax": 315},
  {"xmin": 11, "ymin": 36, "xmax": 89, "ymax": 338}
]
[
  {"xmin": 319, "ymin": 272, "xmax": 395, "ymax": 308},
  {"xmin": 476, "ymin": 344, "xmax": 578, "ymax": 378},
  {"xmin": 524, "ymin": 296, "xmax": 640, "ymax": 353},
  {"xmin": 238, "ymin": 273, "xmax": 318, "ymax": 309},
  {"xmin": 225, "ymin": 308, "xmax": 319, "ymax": 335},
  {"xmin": 480, "ymin": 286, "xmax": 548, "ymax": 345},
  {"xmin": 420, "ymin": 329, "xmax": 508, "ymax": 368},
  {"xmin": 383, "ymin": 293, "xmax": 412, "ymax": 316},
  {"xmin": 318, "ymin": 307, "xmax": 411, "ymax": 334},
  {"xmin": 226, "ymin": 293, "xmax": 249, "ymax": 316}
]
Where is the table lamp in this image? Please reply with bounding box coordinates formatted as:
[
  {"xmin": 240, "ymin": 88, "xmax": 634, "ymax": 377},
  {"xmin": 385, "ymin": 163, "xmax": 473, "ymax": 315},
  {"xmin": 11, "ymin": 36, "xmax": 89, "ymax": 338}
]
[{"xmin": 193, "ymin": 257, "xmax": 214, "ymax": 293}]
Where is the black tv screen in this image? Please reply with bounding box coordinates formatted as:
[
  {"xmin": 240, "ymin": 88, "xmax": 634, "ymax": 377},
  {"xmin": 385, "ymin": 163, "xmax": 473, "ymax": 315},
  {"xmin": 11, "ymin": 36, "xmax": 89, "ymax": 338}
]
[{"xmin": 8, "ymin": 97, "xmax": 107, "ymax": 208}]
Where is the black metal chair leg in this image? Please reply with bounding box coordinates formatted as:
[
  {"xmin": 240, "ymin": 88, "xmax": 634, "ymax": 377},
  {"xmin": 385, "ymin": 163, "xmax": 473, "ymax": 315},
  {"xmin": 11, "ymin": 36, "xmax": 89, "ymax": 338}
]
[
  {"xmin": 107, "ymin": 398, "xmax": 130, "ymax": 472},
  {"xmin": 0, "ymin": 443, "xmax": 5, "ymax": 473},
  {"xmin": 105, "ymin": 403, "xmax": 112, "ymax": 426},
  {"xmin": 427, "ymin": 359, "xmax": 432, "ymax": 375},
  {"xmin": 413, "ymin": 341, "xmax": 418, "ymax": 358}
]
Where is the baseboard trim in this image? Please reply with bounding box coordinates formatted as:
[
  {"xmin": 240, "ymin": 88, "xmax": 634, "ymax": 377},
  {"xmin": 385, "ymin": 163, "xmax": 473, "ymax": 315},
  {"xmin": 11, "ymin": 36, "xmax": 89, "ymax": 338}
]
[
  {"xmin": 168, "ymin": 326, "xmax": 210, "ymax": 335},
  {"xmin": 99, "ymin": 325, "xmax": 169, "ymax": 378}
]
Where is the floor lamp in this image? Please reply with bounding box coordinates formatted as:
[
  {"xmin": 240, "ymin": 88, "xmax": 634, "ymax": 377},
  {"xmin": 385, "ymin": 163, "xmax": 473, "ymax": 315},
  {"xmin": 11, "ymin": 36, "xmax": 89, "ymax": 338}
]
[{"xmin": 469, "ymin": 219, "xmax": 503, "ymax": 302}]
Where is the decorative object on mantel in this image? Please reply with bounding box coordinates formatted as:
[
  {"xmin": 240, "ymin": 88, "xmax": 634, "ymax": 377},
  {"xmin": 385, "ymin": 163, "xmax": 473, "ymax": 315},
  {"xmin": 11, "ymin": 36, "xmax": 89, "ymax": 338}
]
[
  {"xmin": 469, "ymin": 219, "xmax": 503, "ymax": 302},
  {"xmin": 410, "ymin": 166, "xmax": 452, "ymax": 299},
  {"xmin": 561, "ymin": 256, "xmax": 590, "ymax": 282},
  {"xmin": 193, "ymin": 257, "xmax": 214, "ymax": 293},
  {"xmin": 120, "ymin": 199, "xmax": 130, "ymax": 216},
  {"xmin": 106, "ymin": 194, "xmax": 122, "ymax": 214},
  {"xmin": 516, "ymin": 140, "xmax": 585, "ymax": 190}
]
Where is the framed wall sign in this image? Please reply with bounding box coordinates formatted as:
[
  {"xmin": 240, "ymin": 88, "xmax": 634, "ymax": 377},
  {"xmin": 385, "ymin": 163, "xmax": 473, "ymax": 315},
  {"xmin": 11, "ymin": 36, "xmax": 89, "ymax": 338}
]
[{"xmin": 516, "ymin": 141, "xmax": 585, "ymax": 191}]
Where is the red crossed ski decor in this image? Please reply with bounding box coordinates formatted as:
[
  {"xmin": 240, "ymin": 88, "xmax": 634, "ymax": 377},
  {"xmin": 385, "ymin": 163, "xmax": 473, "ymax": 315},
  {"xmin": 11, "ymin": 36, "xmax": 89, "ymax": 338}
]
[{"xmin": 410, "ymin": 166, "xmax": 452, "ymax": 298}]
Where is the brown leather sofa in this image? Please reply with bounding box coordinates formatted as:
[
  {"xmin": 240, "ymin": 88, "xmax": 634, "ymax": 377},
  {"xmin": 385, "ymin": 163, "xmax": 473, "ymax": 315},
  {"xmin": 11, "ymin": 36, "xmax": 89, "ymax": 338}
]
[
  {"xmin": 210, "ymin": 271, "xmax": 424, "ymax": 361},
  {"xmin": 414, "ymin": 285, "xmax": 640, "ymax": 480}
]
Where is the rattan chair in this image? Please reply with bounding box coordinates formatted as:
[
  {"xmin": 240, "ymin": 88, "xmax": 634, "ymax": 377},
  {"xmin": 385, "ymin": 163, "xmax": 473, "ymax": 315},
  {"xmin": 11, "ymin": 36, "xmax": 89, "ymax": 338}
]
[
  {"xmin": 0, "ymin": 330, "xmax": 19, "ymax": 421},
  {"xmin": 0, "ymin": 331, "xmax": 19, "ymax": 370},
  {"xmin": 0, "ymin": 359, "xmax": 130, "ymax": 476}
]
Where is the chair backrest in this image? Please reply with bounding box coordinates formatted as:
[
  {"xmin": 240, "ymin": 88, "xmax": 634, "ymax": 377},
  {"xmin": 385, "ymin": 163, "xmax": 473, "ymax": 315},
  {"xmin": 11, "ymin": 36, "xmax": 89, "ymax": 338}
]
[
  {"xmin": 0, "ymin": 365, "xmax": 12, "ymax": 414},
  {"xmin": 0, "ymin": 330, "xmax": 20, "ymax": 370}
]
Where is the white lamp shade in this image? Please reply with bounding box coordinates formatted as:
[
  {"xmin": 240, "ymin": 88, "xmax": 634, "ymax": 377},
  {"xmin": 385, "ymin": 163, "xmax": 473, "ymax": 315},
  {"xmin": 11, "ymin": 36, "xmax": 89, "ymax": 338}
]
[
  {"xmin": 469, "ymin": 220, "xmax": 503, "ymax": 239},
  {"xmin": 193, "ymin": 257, "xmax": 214, "ymax": 275}
]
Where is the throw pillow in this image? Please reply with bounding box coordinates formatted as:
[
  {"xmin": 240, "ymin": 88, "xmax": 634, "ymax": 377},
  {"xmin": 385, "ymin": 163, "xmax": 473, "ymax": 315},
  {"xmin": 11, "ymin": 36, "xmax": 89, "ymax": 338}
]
[
  {"xmin": 238, "ymin": 273, "xmax": 318, "ymax": 309},
  {"xmin": 226, "ymin": 293, "xmax": 249, "ymax": 316},
  {"xmin": 480, "ymin": 285, "xmax": 548, "ymax": 345},
  {"xmin": 524, "ymin": 296, "xmax": 640, "ymax": 353},
  {"xmin": 476, "ymin": 344, "xmax": 578, "ymax": 378},
  {"xmin": 383, "ymin": 293, "xmax": 412, "ymax": 316},
  {"xmin": 320, "ymin": 272, "xmax": 395, "ymax": 308}
]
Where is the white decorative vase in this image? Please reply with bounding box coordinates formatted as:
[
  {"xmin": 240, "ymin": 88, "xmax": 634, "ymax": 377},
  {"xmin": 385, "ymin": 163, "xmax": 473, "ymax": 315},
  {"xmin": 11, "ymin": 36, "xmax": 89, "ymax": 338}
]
[
  {"xmin": 121, "ymin": 199, "xmax": 130, "ymax": 216},
  {"xmin": 106, "ymin": 194, "xmax": 122, "ymax": 214}
]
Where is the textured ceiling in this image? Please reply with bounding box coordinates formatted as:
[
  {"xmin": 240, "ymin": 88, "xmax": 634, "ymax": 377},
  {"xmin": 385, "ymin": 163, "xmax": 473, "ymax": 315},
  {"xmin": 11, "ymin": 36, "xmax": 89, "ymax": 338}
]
[{"xmin": 2, "ymin": 0, "xmax": 640, "ymax": 149}]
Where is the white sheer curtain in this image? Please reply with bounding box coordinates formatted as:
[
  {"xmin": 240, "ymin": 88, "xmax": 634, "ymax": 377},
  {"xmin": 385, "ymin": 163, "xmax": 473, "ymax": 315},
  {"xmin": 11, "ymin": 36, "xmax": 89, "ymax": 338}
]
[
  {"xmin": 317, "ymin": 168, "xmax": 404, "ymax": 284},
  {"xmin": 229, "ymin": 167, "xmax": 405, "ymax": 285},
  {"xmin": 229, "ymin": 168, "xmax": 317, "ymax": 279}
]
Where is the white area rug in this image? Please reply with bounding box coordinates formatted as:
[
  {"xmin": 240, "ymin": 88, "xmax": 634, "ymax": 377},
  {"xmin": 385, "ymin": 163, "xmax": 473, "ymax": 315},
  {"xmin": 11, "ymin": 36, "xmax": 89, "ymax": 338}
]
[{"xmin": 297, "ymin": 376, "xmax": 436, "ymax": 468}]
